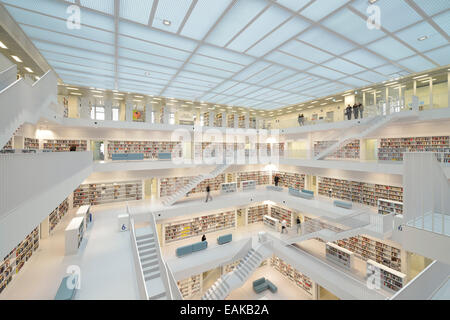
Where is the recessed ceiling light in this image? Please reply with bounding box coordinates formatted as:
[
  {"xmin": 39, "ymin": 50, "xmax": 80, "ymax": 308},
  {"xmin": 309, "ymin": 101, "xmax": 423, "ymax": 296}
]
[
  {"xmin": 91, "ymin": 90, "xmax": 103, "ymax": 93},
  {"xmin": 67, "ymin": 87, "xmax": 79, "ymax": 90},
  {"xmin": 114, "ymin": 93, "xmax": 124, "ymax": 96},
  {"xmin": 70, "ymin": 92, "xmax": 82, "ymax": 96},
  {"xmin": 24, "ymin": 67, "xmax": 34, "ymax": 73},
  {"xmin": 325, "ymin": 97, "xmax": 334, "ymax": 100},
  {"xmin": 320, "ymin": 103, "xmax": 327, "ymax": 106},
  {"xmin": 368, "ymin": 0, "xmax": 378, "ymax": 4},
  {"xmin": 418, "ymin": 36, "xmax": 428, "ymax": 41},
  {"xmin": 113, "ymin": 98, "xmax": 123, "ymax": 100},
  {"xmin": 361, "ymin": 88, "xmax": 373, "ymax": 92},
  {"xmin": 35, "ymin": 76, "xmax": 40, "ymax": 81},
  {"xmin": 135, "ymin": 95, "xmax": 144, "ymax": 98},
  {"xmin": 413, "ymin": 74, "xmax": 428, "ymax": 79},
  {"xmin": 93, "ymin": 95, "xmax": 104, "ymax": 98},
  {"xmin": 11, "ymin": 55, "xmax": 22, "ymax": 63},
  {"xmin": 133, "ymin": 99, "xmax": 142, "ymax": 102},
  {"xmin": 310, "ymin": 101, "xmax": 318, "ymax": 104},
  {"xmin": 153, "ymin": 98, "xmax": 162, "ymax": 100},
  {"xmin": 385, "ymin": 81, "xmax": 398, "ymax": 86},
  {"xmin": 163, "ymin": 19, "xmax": 171, "ymax": 26},
  {"xmin": 0, "ymin": 41, "xmax": 7, "ymax": 49}
]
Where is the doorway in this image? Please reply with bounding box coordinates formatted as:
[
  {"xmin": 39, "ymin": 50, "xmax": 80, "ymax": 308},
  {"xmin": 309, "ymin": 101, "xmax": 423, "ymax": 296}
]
[
  {"xmin": 237, "ymin": 209, "xmax": 246, "ymax": 228},
  {"xmin": 91, "ymin": 140, "xmax": 104, "ymax": 161}
]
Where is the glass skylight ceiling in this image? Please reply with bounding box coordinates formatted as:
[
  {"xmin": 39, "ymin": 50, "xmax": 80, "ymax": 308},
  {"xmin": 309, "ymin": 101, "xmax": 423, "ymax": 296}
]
[{"xmin": 3, "ymin": 0, "xmax": 449, "ymax": 110}]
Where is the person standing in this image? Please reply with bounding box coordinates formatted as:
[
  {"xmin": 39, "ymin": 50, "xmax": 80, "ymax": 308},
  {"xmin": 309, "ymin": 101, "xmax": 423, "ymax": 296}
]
[
  {"xmin": 353, "ymin": 103, "xmax": 359, "ymax": 119},
  {"xmin": 298, "ymin": 114, "xmax": 305, "ymax": 126},
  {"xmin": 281, "ymin": 219, "xmax": 287, "ymax": 234},
  {"xmin": 296, "ymin": 216, "xmax": 302, "ymax": 234},
  {"xmin": 205, "ymin": 185, "xmax": 212, "ymax": 202},
  {"xmin": 201, "ymin": 234, "xmax": 206, "ymax": 242},
  {"xmin": 274, "ymin": 175, "xmax": 280, "ymax": 187},
  {"xmin": 346, "ymin": 105, "xmax": 352, "ymax": 120},
  {"xmin": 359, "ymin": 103, "xmax": 364, "ymax": 118}
]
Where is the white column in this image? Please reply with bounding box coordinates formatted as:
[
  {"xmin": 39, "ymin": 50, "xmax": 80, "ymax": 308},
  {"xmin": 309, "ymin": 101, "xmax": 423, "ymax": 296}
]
[
  {"xmin": 209, "ymin": 111, "xmax": 215, "ymax": 127},
  {"xmin": 79, "ymin": 97, "xmax": 91, "ymax": 119},
  {"xmin": 145, "ymin": 104, "xmax": 153, "ymax": 123},
  {"xmin": 233, "ymin": 114, "xmax": 238, "ymax": 128},
  {"xmin": 40, "ymin": 216, "xmax": 49, "ymax": 239},
  {"xmin": 104, "ymin": 100, "xmax": 112, "ymax": 121},
  {"xmin": 244, "ymin": 113, "xmax": 249, "ymax": 129},
  {"xmin": 222, "ymin": 112, "xmax": 227, "ymax": 127},
  {"xmin": 448, "ymin": 71, "xmax": 450, "ymax": 109},
  {"xmin": 125, "ymin": 100, "xmax": 133, "ymax": 122},
  {"xmin": 430, "ymin": 78, "xmax": 433, "ymax": 109}
]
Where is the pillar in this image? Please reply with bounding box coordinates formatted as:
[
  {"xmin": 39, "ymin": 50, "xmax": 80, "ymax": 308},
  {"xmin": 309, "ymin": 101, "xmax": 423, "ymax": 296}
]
[{"xmin": 104, "ymin": 100, "xmax": 112, "ymax": 121}]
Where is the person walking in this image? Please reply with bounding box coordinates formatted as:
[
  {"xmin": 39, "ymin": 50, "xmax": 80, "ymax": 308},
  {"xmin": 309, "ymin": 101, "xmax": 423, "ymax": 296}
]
[
  {"xmin": 296, "ymin": 216, "xmax": 302, "ymax": 234},
  {"xmin": 281, "ymin": 219, "xmax": 287, "ymax": 234},
  {"xmin": 298, "ymin": 114, "xmax": 305, "ymax": 126},
  {"xmin": 201, "ymin": 234, "xmax": 206, "ymax": 242},
  {"xmin": 346, "ymin": 105, "xmax": 352, "ymax": 120},
  {"xmin": 205, "ymin": 185, "xmax": 212, "ymax": 202},
  {"xmin": 359, "ymin": 103, "xmax": 364, "ymax": 118},
  {"xmin": 353, "ymin": 103, "xmax": 359, "ymax": 119},
  {"xmin": 274, "ymin": 175, "xmax": 280, "ymax": 187}
]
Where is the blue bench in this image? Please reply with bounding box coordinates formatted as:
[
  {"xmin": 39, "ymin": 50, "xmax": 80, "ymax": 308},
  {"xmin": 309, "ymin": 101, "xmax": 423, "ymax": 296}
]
[
  {"xmin": 54, "ymin": 275, "xmax": 78, "ymax": 300},
  {"xmin": 111, "ymin": 153, "xmax": 144, "ymax": 161},
  {"xmin": 217, "ymin": 234, "xmax": 232, "ymax": 245},
  {"xmin": 334, "ymin": 200, "xmax": 353, "ymax": 209},
  {"xmin": 176, "ymin": 241, "xmax": 208, "ymax": 257},
  {"xmin": 301, "ymin": 189, "xmax": 314, "ymax": 196},
  {"xmin": 158, "ymin": 152, "xmax": 172, "ymax": 160},
  {"xmin": 253, "ymin": 277, "xmax": 277, "ymax": 294},
  {"xmin": 266, "ymin": 185, "xmax": 283, "ymax": 192},
  {"xmin": 289, "ymin": 188, "xmax": 314, "ymax": 200}
]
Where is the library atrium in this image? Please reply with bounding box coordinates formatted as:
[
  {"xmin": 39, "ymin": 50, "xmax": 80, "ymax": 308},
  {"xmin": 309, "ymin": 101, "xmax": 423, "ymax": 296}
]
[{"xmin": 0, "ymin": 0, "xmax": 449, "ymax": 304}]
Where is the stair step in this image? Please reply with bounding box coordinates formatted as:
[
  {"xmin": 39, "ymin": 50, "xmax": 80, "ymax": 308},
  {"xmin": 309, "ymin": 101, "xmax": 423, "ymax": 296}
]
[
  {"xmin": 140, "ymin": 253, "xmax": 158, "ymax": 262},
  {"xmin": 143, "ymin": 264, "xmax": 159, "ymax": 274},
  {"xmin": 137, "ymin": 237, "xmax": 154, "ymax": 246},
  {"xmin": 142, "ymin": 259, "xmax": 159, "ymax": 269},
  {"xmin": 144, "ymin": 270, "xmax": 161, "ymax": 281},
  {"xmin": 138, "ymin": 243, "xmax": 156, "ymax": 251}
]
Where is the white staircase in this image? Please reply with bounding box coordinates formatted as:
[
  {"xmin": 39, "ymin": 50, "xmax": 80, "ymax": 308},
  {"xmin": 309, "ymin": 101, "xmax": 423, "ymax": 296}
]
[
  {"xmin": 0, "ymin": 69, "xmax": 57, "ymax": 149},
  {"xmin": 135, "ymin": 227, "xmax": 167, "ymax": 300},
  {"xmin": 202, "ymin": 245, "xmax": 271, "ymax": 300},
  {"xmin": 313, "ymin": 113, "xmax": 402, "ymax": 160},
  {"xmin": 162, "ymin": 163, "xmax": 230, "ymax": 206}
]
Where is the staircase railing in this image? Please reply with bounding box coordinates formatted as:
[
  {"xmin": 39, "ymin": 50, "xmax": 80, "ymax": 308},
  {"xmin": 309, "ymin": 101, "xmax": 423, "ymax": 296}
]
[{"xmin": 129, "ymin": 214, "xmax": 150, "ymax": 300}]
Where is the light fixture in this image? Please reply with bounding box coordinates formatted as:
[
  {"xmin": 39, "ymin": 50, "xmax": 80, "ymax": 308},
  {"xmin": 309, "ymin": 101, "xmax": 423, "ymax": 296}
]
[
  {"xmin": 93, "ymin": 95, "xmax": 104, "ymax": 98},
  {"xmin": 368, "ymin": 0, "xmax": 378, "ymax": 4},
  {"xmin": 35, "ymin": 76, "xmax": 40, "ymax": 81},
  {"xmin": 0, "ymin": 41, "xmax": 7, "ymax": 49},
  {"xmin": 385, "ymin": 82, "xmax": 398, "ymax": 86},
  {"xmin": 133, "ymin": 99, "xmax": 142, "ymax": 102},
  {"xmin": 135, "ymin": 95, "xmax": 144, "ymax": 98},
  {"xmin": 153, "ymin": 98, "xmax": 162, "ymax": 101},
  {"xmin": 70, "ymin": 92, "xmax": 82, "ymax": 96},
  {"xmin": 163, "ymin": 19, "xmax": 171, "ymax": 26},
  {"xmin": 11, "ymin": 55, "xmax": 22, "ymax": 63},
  {"xmin": 418, "ymin": 36, "xmax": 428, "ymax": 41},
  {"xmin": 311, "ymin": 101, "xmax": 318, "ymax": 104},
  {"xmin": 114, "ymin": 93, "xmax": 124, "ymax": 96},
  {"xmin": 114, "ymin": 98, "xmax": 123, "ymax": 100},
  {"xmin": 320, "ymin": 103, "xmax": 327, "ymax": 106},
  {"xmin": 361, "ymin": 88, "xmax": 373, "ymax": 92},
  {"xmin": 413, "ymin": 74, "xmax": 429, "ymax": 79},
  {"xmin": 91, "ymin": 90, "xmax": 103, "ymax": 93},
  {"xmin": 325, "ymin": 97, "xmax": 334, "ymax": 100},
  {"xmin": 67, "ymin": 87, "xmax": 79, "ymax": 90},
  {"xmin": 24, "ymin": 67, "xmax": 33, "ymax": 73}
]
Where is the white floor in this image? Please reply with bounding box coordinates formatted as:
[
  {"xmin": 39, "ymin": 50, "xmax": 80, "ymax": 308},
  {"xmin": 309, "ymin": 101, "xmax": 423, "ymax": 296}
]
[
  {"xmin": 0, "ymin": 203, "xmax": 139, "ymax": 300},
  {"xmin": 226, "ymin": 265, "xmax": 313, "ymax": 300}
]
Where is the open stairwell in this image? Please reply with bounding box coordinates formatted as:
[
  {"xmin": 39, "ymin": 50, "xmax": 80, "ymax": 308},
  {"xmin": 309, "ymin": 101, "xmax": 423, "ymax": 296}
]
[
  {"xmin": 135, "ymin": 227, "xmax": 167, "ymax": 300},
  {"xmin": 0, "ymin": 69, "xmax": 57, "ymax": 149},
  {"xmin": 202, "ymin": 244, "xmax": 272, "ymax": 300},
  {"xmin": 162, "ymin": 163, "xmax": 230, "ymax": 206},
  {"xmin": 314, "ymin": 112, "xmax": 408, "ymax": 160}
]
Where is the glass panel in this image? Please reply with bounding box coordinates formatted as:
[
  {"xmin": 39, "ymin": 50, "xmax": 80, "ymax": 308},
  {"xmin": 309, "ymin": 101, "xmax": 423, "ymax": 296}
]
[
  {"xmin": 112, "ymin": 108, "xmax": 119, "ymax": 121},
  {"xmin": 96, "ymin": 106, "xmax": 105, "ymax": 120},
  {"xmin": 432, "ymin": 72, "xmax": 448, "ymax": 109},
  {"xmin": 417, "ymin": 78, "xmax": 431, "ymax": 110}
]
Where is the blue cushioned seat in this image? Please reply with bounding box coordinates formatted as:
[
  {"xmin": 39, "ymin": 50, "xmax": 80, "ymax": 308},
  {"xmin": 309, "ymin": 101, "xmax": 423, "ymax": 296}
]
[
  {"xmin": 334, "ymin": 200, "xmax": 353, "ymax": 209},
  {"xmin": 217, "ymin": 234, "xmax": 232, "ymax": 245}
]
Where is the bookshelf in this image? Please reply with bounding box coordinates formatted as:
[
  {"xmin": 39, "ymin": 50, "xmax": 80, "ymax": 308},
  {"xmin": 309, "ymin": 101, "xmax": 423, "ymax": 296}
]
[
  {"xmin": 65, "ymin": 217, "xmax": 85, "ymax": 255},
  {"xmin": 73, "ymin": 181, "xmax": 142, "ymax": 207},
  {"xmin": 107, "ymin": 141, "xmax": 179, "ymax": 160},
  {"xmin": 263, "ymin": 215, "xmax": 278, "ymax": 230},
  {"xmin": 325, "ymin": 242, "xmax": 354, "ymax": 269},
  {"xmin": 221, "ymin": 182, "xmax": 237, "ymax": 194},
  {"xmin": 247, "ymin": 204, "xmax": 268, "ymax": 225},
  {"xmin": 24, "ymin": 138, "xmax": 39, "ymax": 150},
  {"xmin": 43, "ymin": 139, "xmax": 87, "ymax": 152},
  {"xmin": 203, "ymin": 112, "xmax": 210, "ymax": 126},
  {"xmin": 314, "ymin": 140, "xmax": 360, "ymax": 159},
  {"xmin": 177, "ymin": 274, "xmax": 201, "ymax": 298},
  {"xmin": 49, "ymin": 198, "xmax": 69, "ymax": 232},
  {"xmin": 164, "ymin": 210, "xmax": 236, "ymax": 243},
  {"xmin": 270, "ymin": 255, "xmax": 314, "ymax": 296},
  {"xmin": 366, "ymin": 259, "xmax": 405, "ymax": 292},
  {"xmin": 378, "ymin": 136, "xmax": 450, "ymax": 163},
  {"xmin": 378, "ymin": 199, "xmax": 403, "ymax": 215},
  {"xmin": 318, "ymin": 177, "xmax": 403, "ymax": 207},
  {"xmin": 1, "ymin": 227, "xmax": 39, "ymax": 294},
  {"xmin": 1, "ymin": 138, "xmax": 13, "ymax": 151},
  {"xmin": 270, "ymin": 205, "xmax": 293, "ymax": 228},
  {"xmin": 238, "ymin": 115, "xmax": 245, "ymax": 128},
  {"xmin": 237, "ymin": 171, "xmax": 269, "ymax": 187},
  {"xmin": 160, "ymin": 174, "xmax": 225, "ymax": 197},
  {"xmin": 272, "ymin": 171, "xmax": 305, "ymax": 190},
  {"xmin": 227, "ymin": 114, "xmax": 235, "ymax": 128},
  {"xmin": 335, "ymin": 235, "xmax": 402, "ymax": 272},
  {"xmin": 214, "ymin": 113, "xmax": 223, "ymax": 127},
  {"xmin": 242, "ymin": 180, "xmax": 257, "ymax": 191}
]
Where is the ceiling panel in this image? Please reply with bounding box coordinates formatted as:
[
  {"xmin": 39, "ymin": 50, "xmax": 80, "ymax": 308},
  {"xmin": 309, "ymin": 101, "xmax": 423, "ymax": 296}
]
[
  {"xmin": 300, "ymin": 0, "xmax": 350, "ymax": 21},
  {"xmin": 152, "ymin": 0, "xmax": 193, "ymax": 33},
  {"xmin": 4, "ymin": 0, "xmax": 447, "ymax": 110},
  {"xmin": 120, "ymin": 0, "xmax": 154, "ymax": 25},
  {"xmin": 412, "ymin": 0, "xmax": 450, "ymax": 16},
  {"xmin": 227, "ymin": 5, "xmax": 291, "ymax": 52},
  {"xmin": 205, "ymin": 0, "xmax": 267, "ymax": 47}
]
